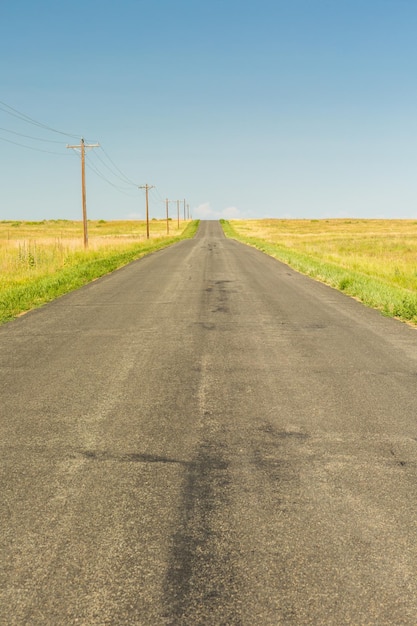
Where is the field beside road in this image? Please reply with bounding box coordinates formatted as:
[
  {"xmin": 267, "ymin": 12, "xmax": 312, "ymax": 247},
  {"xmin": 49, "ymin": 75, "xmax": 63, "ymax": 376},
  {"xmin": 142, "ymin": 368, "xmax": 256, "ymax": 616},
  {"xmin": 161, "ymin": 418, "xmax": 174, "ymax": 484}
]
[
  {"xmin": 222, "ymin": 218, "xmax": 417, "ymax": 325},
  {"xmin": 0, "ymin": 219, "xmax": 198, "ymax": 324}
]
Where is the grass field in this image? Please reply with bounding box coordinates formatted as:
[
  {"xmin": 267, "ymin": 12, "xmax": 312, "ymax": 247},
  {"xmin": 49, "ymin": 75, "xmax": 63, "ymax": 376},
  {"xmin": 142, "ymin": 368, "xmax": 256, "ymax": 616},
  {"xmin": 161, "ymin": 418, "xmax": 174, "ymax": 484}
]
[
  {"xmin": 222, "ymin": 219, "xmax": 417, "ymax": 325},
  {"xmin": 0, "ymin": 219, "xmax": 199, "ymax": 324}
]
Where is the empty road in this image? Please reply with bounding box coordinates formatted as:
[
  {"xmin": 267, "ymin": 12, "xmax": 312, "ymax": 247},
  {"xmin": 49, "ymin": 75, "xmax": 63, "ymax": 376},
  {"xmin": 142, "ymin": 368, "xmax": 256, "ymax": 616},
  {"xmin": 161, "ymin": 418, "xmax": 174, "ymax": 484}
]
[{"xmin": 2, "ymin": 220, "xmax": 417, "ymax": 625}]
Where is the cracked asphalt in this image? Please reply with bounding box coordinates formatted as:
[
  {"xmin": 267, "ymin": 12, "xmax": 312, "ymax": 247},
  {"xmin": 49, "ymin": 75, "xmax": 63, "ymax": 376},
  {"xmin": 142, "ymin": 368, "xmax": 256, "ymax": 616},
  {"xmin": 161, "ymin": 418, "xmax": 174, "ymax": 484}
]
[{"xmin": 2, "ymin": 220, "xmax": 417, "ymax": 624}]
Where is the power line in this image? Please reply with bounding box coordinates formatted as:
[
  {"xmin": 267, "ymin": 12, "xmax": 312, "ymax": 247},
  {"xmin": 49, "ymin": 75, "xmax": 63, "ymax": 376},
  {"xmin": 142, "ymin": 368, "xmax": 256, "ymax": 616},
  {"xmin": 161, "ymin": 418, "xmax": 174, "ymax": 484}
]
[
  {"xmin": 0, "ymin": 126, "xmax": 64, "ymax": 144},
  {"xmin": 99, "ymin": 145, "xmax": 138, "ymax": 187},
  {"xmin": 90, "ymin": 150, "xmax": 137, "ymax": 189},
  {"xmin": 86, "ymin": 159, "xmax": 138, "ymax": 196},
  {"xmin": 0, "ymin": 99, "xmax": 193, "ymax": 216},
  {"xmin": 68, "ymin": 146, "xmax": 138, "ymax": 197},
  {"xmin": 0, "ymin": 133, "xmax": 66, "ymax": 155},
  {"xmin": 151, "ymin": 186, "xmax": 167, "ymax": 203},
  {"xmin": 0, "ymin": 99, "xmax": 79, "ymax": 139},
  {"xmin": 149, "ymin": 187, "xmax": 165, "ymax": 206}
]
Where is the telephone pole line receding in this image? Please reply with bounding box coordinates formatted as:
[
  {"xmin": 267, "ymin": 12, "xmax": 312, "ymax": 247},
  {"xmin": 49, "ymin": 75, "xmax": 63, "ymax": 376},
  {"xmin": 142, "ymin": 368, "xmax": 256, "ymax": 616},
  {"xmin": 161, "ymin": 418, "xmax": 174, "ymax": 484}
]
[
  {"xmin": 139, "ymin": 184, "xmax": 155, "ymax": 239},
  {"xmin": 66, "ymin": 138, "xmax": 100, "ymax": 248}
]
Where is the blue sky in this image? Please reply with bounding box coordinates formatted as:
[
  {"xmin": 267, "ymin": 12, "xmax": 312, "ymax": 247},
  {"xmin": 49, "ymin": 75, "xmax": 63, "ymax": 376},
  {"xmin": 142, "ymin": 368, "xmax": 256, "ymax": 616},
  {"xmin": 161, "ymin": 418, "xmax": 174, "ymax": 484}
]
[{"xmin": 1, "ymin": 0, "xmax": 417, "ymax": 221}]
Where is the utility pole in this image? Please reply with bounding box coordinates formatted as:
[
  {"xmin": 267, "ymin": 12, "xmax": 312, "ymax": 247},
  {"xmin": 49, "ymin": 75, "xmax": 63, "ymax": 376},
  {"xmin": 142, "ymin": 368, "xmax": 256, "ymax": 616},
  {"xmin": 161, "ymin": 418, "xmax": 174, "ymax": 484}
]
[
  {"xmin": 165, "ymin": 198, "xmax": 169, "ymax": 235},
  {"xmin": 176, "ymin": 199, "xmax": 180, "ymax": 229},
  {"xmin": 139, "ymin": 184, "xmax": 155, "ymax": 239},
  {"xmin": 183, "ymin": 198, "xmax": 186, "ymax": 221},
  {"xmin": 66, "ymin": 138, "xmax": 100, "ymax": 249}
]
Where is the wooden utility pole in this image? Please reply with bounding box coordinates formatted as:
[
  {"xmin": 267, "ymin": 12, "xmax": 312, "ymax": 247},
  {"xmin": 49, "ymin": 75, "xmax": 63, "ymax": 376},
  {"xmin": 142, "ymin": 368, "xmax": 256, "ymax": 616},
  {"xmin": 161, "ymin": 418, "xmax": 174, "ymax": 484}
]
[
  {"xmin": 66, "ymin": 138, "xmax": 100, "ymax": 248},
  {"xmin": 165, "ymin": 198, "xmax": 169, "ymax": 234},
  {"xmin": 183, "ymin": 198, "xmax": 186, "ymax": 221},
  {"xmin": 176, "ymin": 199, "xmax": 180, "ymax": 229},
  {"xmin": 139, "ymin": 184, "xmax": 155, "ymax": 239}
]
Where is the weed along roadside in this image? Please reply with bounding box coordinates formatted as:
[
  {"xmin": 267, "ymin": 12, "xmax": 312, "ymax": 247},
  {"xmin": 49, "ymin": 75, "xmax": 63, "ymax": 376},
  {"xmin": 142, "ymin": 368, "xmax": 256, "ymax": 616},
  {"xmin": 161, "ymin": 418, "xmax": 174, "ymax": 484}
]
[
  {"xmin": 221, "ymin": 218, "xmax": 417, "ymax": 326},
  {"xmin": 0, "ymin": 219, "xmax": 200, "ymax": 325}
]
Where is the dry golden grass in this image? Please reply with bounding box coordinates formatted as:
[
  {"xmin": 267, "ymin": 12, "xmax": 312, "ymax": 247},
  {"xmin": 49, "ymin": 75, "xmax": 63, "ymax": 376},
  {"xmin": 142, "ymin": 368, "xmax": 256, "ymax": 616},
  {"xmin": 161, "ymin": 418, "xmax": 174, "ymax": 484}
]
[
  {"xmin": 0, "ymin": 219, "xmax": 186, "ymax": 286},
  {"xmin": 230, "ymin": 219, "xmax": 417, "ymax": 292},
  {"xmin": 0, "ymin": 218, "xmax": 181, "ymax": 243},
  {"xmin": 0, "ymin": 218, "xmax": 195, "ymax": 323},
  {"xmin": 222, "ymin": 218, "xmax": 417, "ymax": 324}
]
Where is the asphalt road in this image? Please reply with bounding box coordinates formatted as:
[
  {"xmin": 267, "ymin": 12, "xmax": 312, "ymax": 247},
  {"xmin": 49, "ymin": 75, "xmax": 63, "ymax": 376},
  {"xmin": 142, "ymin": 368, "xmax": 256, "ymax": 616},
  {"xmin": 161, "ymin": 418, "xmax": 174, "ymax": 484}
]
[{"xmin": 2, "ymin": 220, "xmax": 417, "ymax": 625}]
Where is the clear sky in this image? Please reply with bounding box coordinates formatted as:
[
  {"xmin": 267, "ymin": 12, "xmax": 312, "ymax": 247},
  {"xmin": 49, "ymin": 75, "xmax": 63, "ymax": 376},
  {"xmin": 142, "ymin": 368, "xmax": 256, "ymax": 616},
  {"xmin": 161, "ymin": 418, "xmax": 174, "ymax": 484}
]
[{"xmin": 1, "ymin": 0, "xmax": 417, "ymax": 221}]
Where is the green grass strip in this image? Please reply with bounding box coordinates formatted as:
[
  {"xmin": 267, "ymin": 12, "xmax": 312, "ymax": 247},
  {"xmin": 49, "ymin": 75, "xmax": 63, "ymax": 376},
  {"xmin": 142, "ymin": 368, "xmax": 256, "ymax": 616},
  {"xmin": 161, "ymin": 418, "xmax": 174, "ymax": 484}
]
[
  {"xmin": 0, "ymin": 220, "xmax": 200, "ymax": 325},
  {"xmin": 221, "ymin": 219, "xmax": 417, "ymax": 325}
]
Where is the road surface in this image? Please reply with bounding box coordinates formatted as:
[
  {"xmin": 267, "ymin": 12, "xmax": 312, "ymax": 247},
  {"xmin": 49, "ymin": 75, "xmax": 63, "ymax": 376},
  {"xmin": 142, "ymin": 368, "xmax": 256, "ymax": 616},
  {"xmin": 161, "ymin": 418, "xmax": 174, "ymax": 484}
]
[{"xmin": 2, "ymin": 220, "xmax": 417, "ymax": 625}]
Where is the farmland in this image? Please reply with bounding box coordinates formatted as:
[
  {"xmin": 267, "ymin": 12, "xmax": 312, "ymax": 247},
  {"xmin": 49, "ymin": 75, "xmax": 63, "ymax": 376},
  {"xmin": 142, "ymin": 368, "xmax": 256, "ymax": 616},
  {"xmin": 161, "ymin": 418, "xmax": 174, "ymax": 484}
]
[
  {"xmin": 222, "ymin": 219, "xmax": 417, "ymax": 325},
  {"xmin": 0, "ymin": 219, "xmax": 198, "ymax": 324}
]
